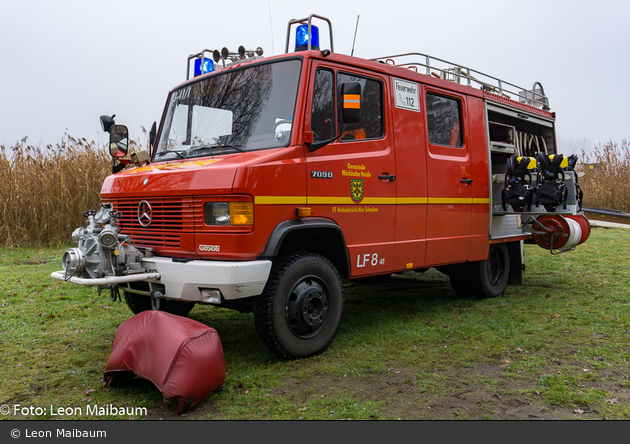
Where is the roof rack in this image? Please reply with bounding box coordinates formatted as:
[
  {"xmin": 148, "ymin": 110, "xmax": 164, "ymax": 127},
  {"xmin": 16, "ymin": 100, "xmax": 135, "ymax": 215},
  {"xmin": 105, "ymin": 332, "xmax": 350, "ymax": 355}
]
[
  {"xmin": 186, "ymin": 46, "xmax": 264, "ymax": 80},
  {"xmin": 370, "ymin": 52, "xmax": 550, "ymax": 111}
]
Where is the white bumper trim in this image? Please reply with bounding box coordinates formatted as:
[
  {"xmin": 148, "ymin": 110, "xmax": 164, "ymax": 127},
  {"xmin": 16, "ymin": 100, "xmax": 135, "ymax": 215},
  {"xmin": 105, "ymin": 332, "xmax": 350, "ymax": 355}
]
[{"xmin": 141, "ymin": 257, "xmax": 272, "ymax": 301}]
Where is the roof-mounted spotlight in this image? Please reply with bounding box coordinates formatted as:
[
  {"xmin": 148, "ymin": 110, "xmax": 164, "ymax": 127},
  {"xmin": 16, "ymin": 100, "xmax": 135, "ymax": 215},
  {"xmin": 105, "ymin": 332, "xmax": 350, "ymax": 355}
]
[
  {"xmin": 100, "ymin": 114, "xmax": 116, "ymax": 133},
  {"xmin": 239, "ymin": 46, "xmax": 264, "ymax": 58},
  {"xmin": 186, "ymin": 46, "xmax": 265, "ymax": 79}
]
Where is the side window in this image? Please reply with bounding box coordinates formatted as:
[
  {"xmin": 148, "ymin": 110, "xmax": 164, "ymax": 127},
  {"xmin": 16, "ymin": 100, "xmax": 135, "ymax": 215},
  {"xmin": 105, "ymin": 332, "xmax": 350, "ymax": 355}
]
[
  {"xmin": 337, "ymin": 73, "xmax": 383, "ymax": 141},
  {"xmin": 311, "ymin": 68, "xmax": 334, "ymax": 142},
  {"xmin": 426, "ymin": 93, "xmax": 463, "ymax": 147}
]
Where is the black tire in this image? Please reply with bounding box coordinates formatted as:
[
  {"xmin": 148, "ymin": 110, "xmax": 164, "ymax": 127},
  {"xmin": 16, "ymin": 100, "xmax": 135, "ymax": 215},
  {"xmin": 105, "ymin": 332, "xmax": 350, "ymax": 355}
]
[
  {"xmin": 254, "ymin": 252, "xmax": 344, "ymax": 359},
  {"xmin": 449, "ymin": 244, "xmax": 509, "ymax": 298},
  {"xmin": 122, "ymin": 283, "xmax": 195, "ymax": 317}
]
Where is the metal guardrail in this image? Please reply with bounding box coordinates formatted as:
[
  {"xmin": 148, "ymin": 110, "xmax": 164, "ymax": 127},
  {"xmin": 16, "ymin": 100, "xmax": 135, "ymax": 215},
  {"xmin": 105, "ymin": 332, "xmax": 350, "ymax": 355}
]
[{"xmin": 583, "ymin": 207, "xmax": 630, "ymax": 225}]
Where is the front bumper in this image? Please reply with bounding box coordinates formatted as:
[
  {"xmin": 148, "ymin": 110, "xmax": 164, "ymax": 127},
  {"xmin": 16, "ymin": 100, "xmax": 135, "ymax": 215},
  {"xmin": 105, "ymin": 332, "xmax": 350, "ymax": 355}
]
[{"xmin": 52, "ymin": 257, "xmax": 272, "ymax": 302}]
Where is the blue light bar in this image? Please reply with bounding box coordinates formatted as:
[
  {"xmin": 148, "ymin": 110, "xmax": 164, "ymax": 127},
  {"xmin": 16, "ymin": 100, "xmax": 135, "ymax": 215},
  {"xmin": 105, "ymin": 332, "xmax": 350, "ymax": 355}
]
[
  {"xmin": 295, "ymin": 24, "xmax": 320, "ymax": 51},
  {"xmin": 194, "ymin": 57, "xmax": 214, "ymax": 76}
]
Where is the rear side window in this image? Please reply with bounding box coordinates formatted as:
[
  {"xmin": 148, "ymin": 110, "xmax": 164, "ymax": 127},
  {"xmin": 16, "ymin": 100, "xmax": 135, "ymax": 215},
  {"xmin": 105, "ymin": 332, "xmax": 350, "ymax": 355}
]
[
  {"xmin": 337, "ymin": 72, "xmax": 383, "ymax": 141},
  {"xmin": 426, "ymin": 93, "xmax": 463, "ymax": 147}
]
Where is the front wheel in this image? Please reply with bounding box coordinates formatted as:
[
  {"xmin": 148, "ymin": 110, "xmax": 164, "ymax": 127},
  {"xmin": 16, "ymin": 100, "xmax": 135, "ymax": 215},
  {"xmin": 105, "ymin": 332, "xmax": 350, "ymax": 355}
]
[
  {"xmin": 449, "ymin": 244, "xmax": 510, "ymax": 298},
  {"xmin": 254, "ymin": 252, "xmax": 344, "ymax": 359}
]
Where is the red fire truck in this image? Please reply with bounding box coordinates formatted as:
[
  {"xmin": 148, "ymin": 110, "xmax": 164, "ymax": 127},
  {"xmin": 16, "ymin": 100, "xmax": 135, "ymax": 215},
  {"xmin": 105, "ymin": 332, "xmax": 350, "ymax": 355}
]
[{"xmin": 52, "ymin": 14, "xmax": 590, "ymax": 359}]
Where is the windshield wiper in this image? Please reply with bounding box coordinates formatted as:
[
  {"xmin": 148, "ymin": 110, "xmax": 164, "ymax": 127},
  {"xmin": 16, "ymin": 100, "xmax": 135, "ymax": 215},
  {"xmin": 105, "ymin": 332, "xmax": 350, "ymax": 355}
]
[
  {"xmin": 189, "ymin": 144, "xmax": 245, "ymax": 154},
  {"xmin": 156, "ymin": 150, "xmax": 186, "ymax": 159}
]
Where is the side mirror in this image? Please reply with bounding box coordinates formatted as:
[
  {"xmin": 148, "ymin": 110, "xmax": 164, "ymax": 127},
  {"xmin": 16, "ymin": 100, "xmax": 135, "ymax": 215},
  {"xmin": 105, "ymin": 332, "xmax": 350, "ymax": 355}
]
[
  {"xmin": 341, "ymin": 81, "xmax": 361, "ymax": 124},
  {"xmin": 109, "ymin": 124, "xmax": 129, "ymax": 158}
]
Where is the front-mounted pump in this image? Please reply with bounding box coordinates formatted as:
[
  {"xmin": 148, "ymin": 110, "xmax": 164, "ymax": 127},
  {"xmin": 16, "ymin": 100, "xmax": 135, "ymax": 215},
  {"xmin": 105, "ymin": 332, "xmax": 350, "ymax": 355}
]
[
  {"xmin": 61, "ymin": 204, "xmax": 143, "ymax": 280},
  {"xmin": 52, "ymin": 203, "xmax": 161, "ymax": 302}
]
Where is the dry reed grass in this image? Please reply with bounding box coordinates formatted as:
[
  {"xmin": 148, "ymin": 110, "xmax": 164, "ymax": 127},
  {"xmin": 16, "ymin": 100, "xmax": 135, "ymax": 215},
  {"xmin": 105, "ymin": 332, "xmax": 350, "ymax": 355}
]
[
  {"xmin": 1, "ymin": 134, "xmax": 627, "ymax": 247},
  {"xmin": 578, "ymin": 140, "xmax": 630, "ymax": 212},
  {"xmin": 0, "ymin": 134, "xmax": 142, "ymax": 247}
]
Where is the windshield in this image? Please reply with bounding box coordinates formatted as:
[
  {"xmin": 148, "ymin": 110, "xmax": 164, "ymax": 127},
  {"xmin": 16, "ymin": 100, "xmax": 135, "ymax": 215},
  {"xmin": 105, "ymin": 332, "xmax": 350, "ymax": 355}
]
[{"xmin": 155, "ymin": 59, "xmax": 302, "ymax": 160}]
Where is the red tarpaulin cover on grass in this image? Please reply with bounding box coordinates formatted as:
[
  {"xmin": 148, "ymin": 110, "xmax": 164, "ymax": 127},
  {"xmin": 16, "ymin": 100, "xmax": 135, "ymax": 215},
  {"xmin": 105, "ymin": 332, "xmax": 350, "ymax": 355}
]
[{"xmin": 104, "ymin": 310, "xmax": 226, "ymax": 415}]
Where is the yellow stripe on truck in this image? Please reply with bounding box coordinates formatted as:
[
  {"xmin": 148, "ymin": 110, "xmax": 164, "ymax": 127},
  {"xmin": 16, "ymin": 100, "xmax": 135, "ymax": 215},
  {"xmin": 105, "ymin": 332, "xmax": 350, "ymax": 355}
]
[{"xmin": 255, "ymin": 196, "xmax": 490, "ymax": 205}]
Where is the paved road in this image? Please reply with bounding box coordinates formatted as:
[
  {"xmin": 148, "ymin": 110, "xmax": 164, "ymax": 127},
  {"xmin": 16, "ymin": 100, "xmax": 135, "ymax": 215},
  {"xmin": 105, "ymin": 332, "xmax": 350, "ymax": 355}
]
[{"xmin": 589, "ymin": 220, "xmax": 630, "ymax": 229}]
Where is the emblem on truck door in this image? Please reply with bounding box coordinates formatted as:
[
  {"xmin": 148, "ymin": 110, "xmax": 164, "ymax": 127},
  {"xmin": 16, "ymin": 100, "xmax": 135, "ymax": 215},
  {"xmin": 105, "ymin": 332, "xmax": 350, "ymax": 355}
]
[
  {"xmin": 351, "ymin": 179, "xmax": 364, "ymax": 203},
  {"xmin": 137, "ymin": 201, "xmax": 153, "ymax": 227}
]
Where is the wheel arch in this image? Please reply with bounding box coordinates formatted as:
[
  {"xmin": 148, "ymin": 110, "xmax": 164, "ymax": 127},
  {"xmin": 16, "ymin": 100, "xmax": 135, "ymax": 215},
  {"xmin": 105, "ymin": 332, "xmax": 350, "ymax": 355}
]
[{"xmin": 260, "ymin": 218, "xmax": 350, "ymax": 277}]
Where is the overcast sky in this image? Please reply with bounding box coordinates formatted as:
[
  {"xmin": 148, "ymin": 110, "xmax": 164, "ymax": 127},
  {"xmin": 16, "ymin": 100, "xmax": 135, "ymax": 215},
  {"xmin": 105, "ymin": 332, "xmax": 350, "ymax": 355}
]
[{"xmin": 1, "ymin": 0, "xmax": 628, "ymax": 155}]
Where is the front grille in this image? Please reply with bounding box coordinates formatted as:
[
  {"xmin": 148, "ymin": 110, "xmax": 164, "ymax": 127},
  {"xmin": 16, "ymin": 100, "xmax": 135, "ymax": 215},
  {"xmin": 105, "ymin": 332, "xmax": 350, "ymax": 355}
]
[{"xmin": 106, "ymin": 197, "xmax": 196, "ymax": 248}]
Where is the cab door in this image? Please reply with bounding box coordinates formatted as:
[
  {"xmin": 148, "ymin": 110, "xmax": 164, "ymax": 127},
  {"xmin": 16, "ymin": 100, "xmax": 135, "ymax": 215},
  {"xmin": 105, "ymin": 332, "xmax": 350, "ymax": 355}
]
[
  {"xmin": 423, "ymin": 88, "xmax": 473, "ymax": 265},
  {"xmin": 305, "ymin": 64, "xmax": 397, "ymax": 277}
]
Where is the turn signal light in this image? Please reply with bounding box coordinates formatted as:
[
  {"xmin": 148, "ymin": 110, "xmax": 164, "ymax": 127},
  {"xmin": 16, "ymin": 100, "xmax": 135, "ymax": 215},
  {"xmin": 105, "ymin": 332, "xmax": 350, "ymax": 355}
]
[
  {"xmin": 296, "ymin": 207, "xmax": 312, "ymax": 217},
  {"xmin": 230, "ymin": 202, "xmax": 254, "ymax": 225}
]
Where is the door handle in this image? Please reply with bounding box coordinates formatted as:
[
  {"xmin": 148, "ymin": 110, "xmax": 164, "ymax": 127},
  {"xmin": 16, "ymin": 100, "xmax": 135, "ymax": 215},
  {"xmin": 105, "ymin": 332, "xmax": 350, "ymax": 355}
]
[
  {"xmin": 379, "ymin": 175, "xmax": 396, "ymax": 181},
  {"xmin": 460, "ymin": 178, "xmax": 473, "ymax": 185}
]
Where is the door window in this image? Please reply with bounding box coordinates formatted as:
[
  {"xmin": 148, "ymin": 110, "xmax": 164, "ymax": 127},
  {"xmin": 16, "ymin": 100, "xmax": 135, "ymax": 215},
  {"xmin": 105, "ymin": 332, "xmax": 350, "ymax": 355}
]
[
  {"xmin": 310, "ymin": 68, "xmax": 384, "ymax": 143},
  {"xmin": 337, "ymin": 72, "xmax": 383, "ymax": 141},
  {"xmin": 426, "ymin": 93, "xmax": 463, "ymax": 147}
]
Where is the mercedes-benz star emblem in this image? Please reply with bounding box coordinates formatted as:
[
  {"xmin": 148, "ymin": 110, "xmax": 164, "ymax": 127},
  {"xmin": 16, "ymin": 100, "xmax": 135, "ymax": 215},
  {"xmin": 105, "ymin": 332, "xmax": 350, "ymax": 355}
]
[{"xmin": 137, "ymin": 200, "xmax": 153, "ymax": 227}]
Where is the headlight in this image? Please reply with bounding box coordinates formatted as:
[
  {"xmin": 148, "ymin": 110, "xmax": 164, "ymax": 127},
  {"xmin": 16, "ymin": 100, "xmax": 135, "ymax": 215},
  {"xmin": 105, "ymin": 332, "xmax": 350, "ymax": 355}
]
[
  {"xmin": 206, "ymin": 202, "xmax": 230, "ymax": 225},
  {"xmin": 205, "ymin": 202, "xmax": 253, "ymax": 225}
]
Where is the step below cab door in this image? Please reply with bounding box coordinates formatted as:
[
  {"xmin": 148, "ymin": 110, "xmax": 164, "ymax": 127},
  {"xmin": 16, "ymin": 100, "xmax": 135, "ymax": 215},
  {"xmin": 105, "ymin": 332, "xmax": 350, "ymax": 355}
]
[
  {"xmin": 423, "ymin": 87, "xmax": 473, "ymax": 266},
  {"xmin": 305, "ymin": 64, "xmax": 397, "ymax": 277}
]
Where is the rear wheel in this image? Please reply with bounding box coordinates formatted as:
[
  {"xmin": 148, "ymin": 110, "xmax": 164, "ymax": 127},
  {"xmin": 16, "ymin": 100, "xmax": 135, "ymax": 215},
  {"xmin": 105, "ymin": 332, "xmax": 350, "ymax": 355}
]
[
  {"xmin": 449, "ymin": 244, "xmax": 509, "ymax": 298},
  {"xmin": 122, "ymin": 283, "xmax": 195, "ymax": 317},
  {"xmin": 254, "ymin": 252, "xmax": 344, "ymax": 359}
]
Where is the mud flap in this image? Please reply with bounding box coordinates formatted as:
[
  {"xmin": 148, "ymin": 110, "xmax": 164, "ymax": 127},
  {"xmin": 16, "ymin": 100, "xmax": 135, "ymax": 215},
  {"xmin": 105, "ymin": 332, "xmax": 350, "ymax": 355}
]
[{"xmin": 506, "ymin": 241, "xmax": 523, "ymax": 285}]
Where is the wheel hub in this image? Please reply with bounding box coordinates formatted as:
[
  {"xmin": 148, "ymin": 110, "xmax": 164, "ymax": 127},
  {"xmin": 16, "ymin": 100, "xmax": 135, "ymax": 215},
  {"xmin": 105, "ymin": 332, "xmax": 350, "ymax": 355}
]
[{"xmin": 285, "ymin": 277, "xmax": 329, "ymax": 338}]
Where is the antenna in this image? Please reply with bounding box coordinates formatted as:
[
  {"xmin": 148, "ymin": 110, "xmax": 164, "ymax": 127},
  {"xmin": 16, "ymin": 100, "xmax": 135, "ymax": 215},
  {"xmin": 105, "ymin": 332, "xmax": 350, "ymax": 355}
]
[
  {"xmin": 351, "ymin": 15, "xmax": 360, "ymax": 57},
  {"xmin": 267, "ymin": 0, "xmax": 275, "ymax": 55}
]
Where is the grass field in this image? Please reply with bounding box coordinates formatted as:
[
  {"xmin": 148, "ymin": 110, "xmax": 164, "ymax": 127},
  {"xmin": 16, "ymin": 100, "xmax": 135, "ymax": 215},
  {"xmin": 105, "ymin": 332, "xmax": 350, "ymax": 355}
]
[{"xmin": 1, "ymin": 225, "xmax": 629, "ymax": 420}]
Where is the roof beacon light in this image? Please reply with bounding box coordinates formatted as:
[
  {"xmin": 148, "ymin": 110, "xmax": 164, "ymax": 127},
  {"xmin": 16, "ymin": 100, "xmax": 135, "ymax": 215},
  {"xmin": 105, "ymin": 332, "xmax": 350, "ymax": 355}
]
[
  {"xmin": 295, "ymin": 24, "xmax": 319, "ymax": 51},
  {"xmin": 285, "ymin": 15, "xmax": 333, "ymax": 54},
  {"xmin": 194, "ymin": 57, "xmax": 214, "ymax": 77}
]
